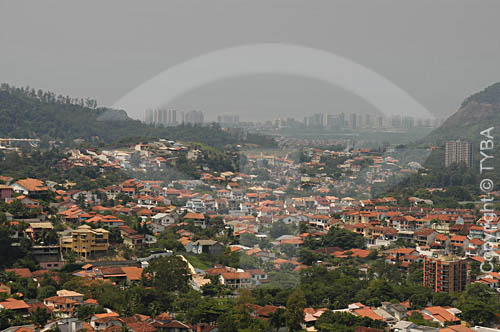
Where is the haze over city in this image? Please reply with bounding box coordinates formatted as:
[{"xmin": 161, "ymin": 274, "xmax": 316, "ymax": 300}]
[
  {"xmin": 0, "ymin": 1, "xmax": 499, "ymax": 331},
  {"xmin": 3, "ymin": 0, "xmax": 500, "ymax": 121}
]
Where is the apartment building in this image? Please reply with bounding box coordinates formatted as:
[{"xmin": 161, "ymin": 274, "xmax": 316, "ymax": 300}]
[
  {"xmin": 61, "ymin": 225, "xmax": 109, "ymax": 259},
  {"xmin": 444, "ymin": 140, "xmax": 473, "ymax": 167},
  {"xmin": 423, "ymin": 256, "xmax": 469, "ymax": 293}
]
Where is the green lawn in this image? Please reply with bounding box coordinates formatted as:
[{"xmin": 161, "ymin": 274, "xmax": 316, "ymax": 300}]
[{"xmin": 185, "ymin": 254, "xmax": 212, "ymax": 270}]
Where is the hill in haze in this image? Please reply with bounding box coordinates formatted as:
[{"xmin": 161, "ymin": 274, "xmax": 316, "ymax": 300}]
[
  {"xmin": 0, "ymin": 84, "xmax": 275, "ymax": 148},
  {"xmin": 420, "ymin": 82, "xmax": 499, "ymax": 185},
  {"xmin": 423, "ymin": 82, "xmax": 499, "ymax": 146},
  {"xmin": 378, "ymin": 83, "xmax": 499, "ymax": 199}
]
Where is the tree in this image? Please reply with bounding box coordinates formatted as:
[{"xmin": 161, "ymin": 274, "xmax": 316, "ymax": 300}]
[
  {"xmin": 217, "ymin": 312, "xmax": 237, "ymax": 332},
  {"xmin": 239, "ymin": 233, "xmax": 259, "ymax": 247},
  {"xmin": 109, "ymin": 227, "xmax": 123, "ymax": 244},
  {"xmin": 457, "ymin": 283, "xmax": 500, "ymax": 326},
  {"xmin": 187, "ymin": 298, "xmax": 232, "ymax": 324},
  {"xmin": 0, "ymin": 225, "xmax": 14, "ymax": 268},
  {"xmin": 315, "ymin": 311, "xmax": 357, "ymax": 332},
  {"xmin": 460, "ymin": 300, "xmax": 497, "ymax": 326},
  {"xmin": 298, "ymin": 248, "xmax": 320, "ymax": 265},
  {"xmin": 432, "ymin": 292, "xmax": 453, "ymax": 307},
  {"xmin": 233, "ymin": 289, "xmax": 255, "ymax": 328},
  {"xmin": 37, "ymin": 285, "xmax": 56, "ymax": 300},
  {"xmin": 0, "ymin": 309, "xmax": 10, "ymax": 329},
  {"xmin": 39, "ymin": 229, "xmax": 59, "ymax": 245},
  {"xmin": 76, "ymin": 304, "xmax": 104, "ymax": 320},
  {"xmin": 269, "ymin": 308, "xmax": 286, "ymax": 332},
  {"xmin": 143, "ymin": 256, "xmax": 191, "ymax": 293},
  {"xmin": 322, "ymin": 227, "xmax": 365, "ymax": 249},
  {"xmin": 285, "ymin": 289, "xmax": 306, "ymax": 332},
  {"xmin": 281, "ymin": 243, "xmax": 297, "ymax": 257},
  {"xmin": 362, "ymin": 279, "xmax": 396, "ymax": 306},
  {"xmin": 31, "ymin": 307, "xmax": 51, "ymax": 326},
  {"xmin": 270, "ymin": 222, "xmax": 293, "ymax": 239},
  {"xmin": 409, "ymin": 293, "xmax": 429, "ymax": 309}
]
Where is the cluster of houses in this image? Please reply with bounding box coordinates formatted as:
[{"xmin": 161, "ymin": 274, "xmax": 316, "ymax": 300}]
[
  {"xmin": 0, "ymin": 141, "xmax": 499, "ymax": 332},
  {"xmin": 0, "ymin": 158, "xmax": 499, "ymax": 277}
]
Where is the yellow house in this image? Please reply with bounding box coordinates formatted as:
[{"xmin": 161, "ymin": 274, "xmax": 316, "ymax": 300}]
[{"xmin": 61, "ymin": 225, "xmax": 109, "ymax": 259}]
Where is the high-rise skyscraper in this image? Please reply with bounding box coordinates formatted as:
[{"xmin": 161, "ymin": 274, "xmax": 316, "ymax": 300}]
[
  {"xmin": 445, "ymin": 140, "xmax": 473, "ymax": 167},
  {"xmin": 349, "ymin": 113, "xmax": 357, "ymax": 129},
  {"xmin": 143, "ymin": 109, "xmax": 183, "ymax": 126},
  {"xmin": 184, "ymin": 110, "xmax": 204, "ymax": 125},
  {"xmin": 402, "ymin": 116, "xmax": 414, "ymax": 129},
  {"xmin": 217, "ymin": 115, "xmax": 240, "ymax": 126},
  {"xmin": 338, "ymin": 112, "xmax": 345, "ymax": 128},
  {"xmin": 364, "ymin": 114, "xmax": 371, "ymax": 128},
  {"xmin": 423, "ymin": 256, "xmax": 469, "ymax": 293}
]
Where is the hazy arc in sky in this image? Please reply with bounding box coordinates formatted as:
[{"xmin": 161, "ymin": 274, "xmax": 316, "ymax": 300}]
[{"xmin": 112, "ymin": 43, "xmax": 434, "ymax": 120}]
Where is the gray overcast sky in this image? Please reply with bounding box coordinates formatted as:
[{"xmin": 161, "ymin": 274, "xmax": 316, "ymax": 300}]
[{"xmin": 1, "ymin": 0, "xmax": 500, "ymax": 121}]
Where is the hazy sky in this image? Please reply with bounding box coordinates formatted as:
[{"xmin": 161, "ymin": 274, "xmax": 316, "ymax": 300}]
[{"xmin": 1, "ymin": 0, "xmax": 500, "ymax": 121}]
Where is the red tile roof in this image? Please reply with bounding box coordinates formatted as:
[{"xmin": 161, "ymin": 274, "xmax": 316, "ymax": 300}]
[
  {"xmin": 354, "ymin": 308, "xmax": 384, "ymax": 321},
  {"xmin": 0, "ymin": 298, "xmax": 30, "ymax": 310},
  {"xmin": 15, "ymin": 178, "xmax": 48, "ymax": 192},
  {"xmin": 5, "ymin": 268, "xmax": 32, "ymax": 278}
]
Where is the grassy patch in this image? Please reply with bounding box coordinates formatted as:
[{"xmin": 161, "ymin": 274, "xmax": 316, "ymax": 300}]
[{"xmin": 184, "ymin": 254, "xmax": 212, "ymax": 270}]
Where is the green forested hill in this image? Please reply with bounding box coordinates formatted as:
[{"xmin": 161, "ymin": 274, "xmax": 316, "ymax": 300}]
[
  {"xmin": 422, "ymin": 86, "xmax": 499, "ymax": 147},
  {"xmin": 0, "ymin": 84, "xmax": 275, "ymax": 148},
  {"xmin": 386, "ymin": 82, "xmax": 500, "ymax": 196},
  {"xmin": 420, "ymin": 82, "xmax": 499, "ymax": 172}
]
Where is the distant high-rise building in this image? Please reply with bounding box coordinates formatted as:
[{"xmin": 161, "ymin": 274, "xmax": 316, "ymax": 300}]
[
  {"xmin": 184, "ymin": 110, "xmax": 204, "ymax": 125},
  {"xmin": 144, "ymin": 109, "xmax": 153, "ymax": 124},
  {"xmin": 402, "ymin": 116, "xmax": 414, "ymax": 129},
  {"xmin": 312, "ymin": 113, "xmax": 322, "ymax": 128},
  {"xmin": 322, "ymin": 113, "xmax": 329, "ymax": 128},
  {"xmin": 338, "ymin": 112, "xmax": 345, "ymax": 128},
  {"xmin": 217, "ymin": 115, "xmax": 240, "ymax": 126},
  {"xmin": 445, "ymin": 140, "xmax": 473, "ymax": 167},
  {"xmin": 391, "ymin": 115, "xmax": 402, "ymax": 128},
  {"xmin": 172, "ymin": 110, "xmax": 177, "ymax": 124},
  {"xmin": 423, "ymin": 256, "xmax": 469, "ymax": 293},
  {"xmin": 144, "ymin": 109, "xmax": 182, "ymax": 126},
  {"xmin": 364, "ymin": 114, "xmax": 372, "ymax": 128},
  {"xmin": 349, "ymin": 113, "xmax": 357, "ymax": 129}
]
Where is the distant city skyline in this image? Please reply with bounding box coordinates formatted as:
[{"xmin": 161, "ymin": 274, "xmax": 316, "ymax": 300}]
[{"xmin": 144, "ymin": 108, "xmax": 444, "ymax": 130}]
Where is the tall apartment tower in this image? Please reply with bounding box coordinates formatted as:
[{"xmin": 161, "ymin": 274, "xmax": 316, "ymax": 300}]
[
  {"xmin": 338, "ymin": 112, "xmax": 345, "ymax": 128},
  {"xmin": 423, "ymin": 256, "xmax": 469, "ymax": 293},
  {"xmin": 349, "ymin": 113, "xmax": 357, "ymax": 129},
  {"xmin": 445, "ymin": 140, "xmax": 473, "ymax": 167},
  {"xmin": 144, "ymin": 109, "xmax": 180, "ymax": 126},
  {"xmin": 184, "ymin": 110, "xmax": 204, "ymax": 125}
]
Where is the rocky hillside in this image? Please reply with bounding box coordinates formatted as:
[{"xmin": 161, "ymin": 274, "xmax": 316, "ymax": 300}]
[
  {"xmin": 421, "ymin": 82, "xmax": 499, "ymax": 184},
  {"xmin": 423, "ymin": 84, "xmax": 499, "ymax": 145}
]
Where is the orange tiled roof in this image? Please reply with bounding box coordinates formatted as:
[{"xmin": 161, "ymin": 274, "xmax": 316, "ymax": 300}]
[
  {"xmin": 354, "ymin": 307, "xmax": 384, "ymax": 321},
  {"xmin": 424, "ymin": 306, "xmax": 459, "ymax": 323},
  {"xmin": 0, "ymin": 298, "xmax": 30, "ymax": 310},
  {"xmin": 15, "ymin": 178, "xmax": 48, "ymax": 192},
  {"xmin": 5, "ymin": 268, "xmax": 32, "ymax": 278}
]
